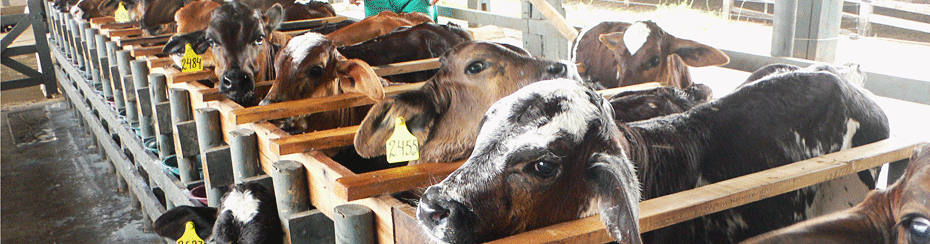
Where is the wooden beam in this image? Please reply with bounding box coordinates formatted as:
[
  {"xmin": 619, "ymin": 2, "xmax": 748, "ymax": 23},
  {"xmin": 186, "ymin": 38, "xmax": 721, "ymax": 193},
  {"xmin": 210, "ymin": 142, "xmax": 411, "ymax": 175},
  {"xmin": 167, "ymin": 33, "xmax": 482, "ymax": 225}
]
[
  {"xmin": 486, "ymin": 137, "xmax": 920, "ymax": 244},
  {"xmin": 169, "ymin": 70, "xmax": 216, "ymax": 84},
  {"xmin": 89, "ymin": 17, "xmax": 115, "ymax": 27},
  {"xmin": 130, "ymin": 46, "xmax": 164, "ymax": 57},
  {"xmin": 371, "ymin": 58, "xmax": 440, "ymax": 77},
  {"xmin": 105, "ymin": 28, "xmax": 143, "ymax": 38},
  {"xmin": 335, "ymin": 161, "xmax": 466, "ymax": 201},
  {"xmin": 99, "ymin": 21, "xmax": 139, "ymax": 30},
  {"xmin": 231, "ymin": 82, "xmax": 425, "ymax": 124},
  {"xmin": 147, "ymin": 57, "xmax": 174, "ymax": 69},
  {"xmin": 117, "ymin": 34, "xmax": 172, "ymax": 46},
  {"xmin": 270, "ymin": 126, "xmax": 359, "ymax": 155},
  {"xmin": 526, "ymin": 0, "xmax": 578, "ymax": 40}
]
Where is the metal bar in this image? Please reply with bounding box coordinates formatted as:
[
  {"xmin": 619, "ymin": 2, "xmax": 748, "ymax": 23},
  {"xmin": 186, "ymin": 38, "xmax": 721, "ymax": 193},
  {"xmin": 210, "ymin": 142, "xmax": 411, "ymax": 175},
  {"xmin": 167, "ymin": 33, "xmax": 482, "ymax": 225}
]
[
  {"xmin": 195, "ymin": 107, "xmax": 230, "ymax": 207},
  {"xmin": 229, "ymin": 128, "xmax": 260, "ymax": 183},
  {"xmin": 169, "ymin": 88, "xmax": 200, "ymax": 183},
  {"xmin": 132, "ymin": 60, "xmax": 155, "ymax": 139},
  {"xmin": 1, "ymin": 45, "xmax": 37, "ymax": 57},
  {"xmin": 771, "ymin": 0, "xmax": 797, "ymax": 57},
  {"xmin": 858, "ymin": 1, "xmax": 872, "ymax": 36},
  {"xmin": 334, "ymin": 204, "xmax": 374, "ymax": 244},
  {"xmin": 150, "ymin": 73, "xmax": 176, "ymax": 158},
  {"xmin": 271, "ymin": 160, "xmax": 309, "ymax": 229}
]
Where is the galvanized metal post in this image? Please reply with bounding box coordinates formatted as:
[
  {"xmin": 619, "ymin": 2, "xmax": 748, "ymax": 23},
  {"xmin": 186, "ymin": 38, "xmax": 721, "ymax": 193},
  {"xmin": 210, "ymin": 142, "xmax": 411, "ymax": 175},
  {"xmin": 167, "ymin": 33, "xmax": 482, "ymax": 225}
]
[
  {"xmin": 106, "ymin": 41, "xmax": 126, "ymax": 112},
  {"xmin": 195, "ymin": 108, "xmax": 231, "ymax": 207},
  {"xmin": 69, "ymin": 21, "xmax": 81, "ymax": 66},
  {"xmin": 150, "ymin": 73, "xmax": 175, "ymax": 158},
  {"xmin": 858, "ymin": 1, "xmax": 872, "ymax": 37},
  {"xmin": 334, "ymin": 204, "xmax": 374, "ymax": 244},
  {"xmin": 229, "ymin": 129, "xmax": 260, "ymax": 183},
  {"xmin": 271, "ymin": 160, "xmax": 309, "ymax": 229},
  {"xmin": 116, "ymin": 50, "xmax": 138, "ymax": 124},
  {"xmin": 169, "ymin": 88, "xmax": 200, "ymax": 182},
  {"xmin": 95, "ymin": 34, "xmax": 112, "ymax": 96},
  {"xmin": 132, "ymin": 60, "xmax": 155, "ymax": 139},
  {"xmin": 84, "ymin": 28, "xmax": 100, "ymax": 83},
  {"xmin": 72, "ymin": 22, "xmax": 87, "ymax": 71},
  {"xmin": 63, "ymin": 14, "xmax": 74, "ymax": 58},
  {"xmin": 771, "ymin": 0, "xmax": 797, "ymax": 57},
  {"xmin": 792, "ymin": 0, "xmax": 842, "ymax": 62}
]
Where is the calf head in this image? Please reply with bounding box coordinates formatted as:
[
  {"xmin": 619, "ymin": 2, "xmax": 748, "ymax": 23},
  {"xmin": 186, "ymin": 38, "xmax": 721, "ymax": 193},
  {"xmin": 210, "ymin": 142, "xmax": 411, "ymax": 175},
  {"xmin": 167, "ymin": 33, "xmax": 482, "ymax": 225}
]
[
  {"xmin": 417, "ymin": 79, "xmax": 642, "ymax": 244},
  {"xmin": 597, "ymin": 21, "xmax": 729, "ymax": 89},
  {"xmin": 71, "ymin": 0, "xmax": 141, "ymax": 20},
  {"xmin": 153, "ymin": 182, "xmax": 282, "ymax": 244},
  {"xmin": 54, "ymin": 0, "xmax": 80, "ymax": 13},
  {"xmin": 608, "ymin": 83, "xmax": 712, "ymax": 123},
  {"xmin": 163, "ymin": 2, "xmax": 285, "ymax": 105},
  {"xmin": 354, "ymin": 41, "xmax": 581, "ymax": 164},
  {"xmin": 138, "ymin": 0, "xmax": 186, "ymax": 35}
]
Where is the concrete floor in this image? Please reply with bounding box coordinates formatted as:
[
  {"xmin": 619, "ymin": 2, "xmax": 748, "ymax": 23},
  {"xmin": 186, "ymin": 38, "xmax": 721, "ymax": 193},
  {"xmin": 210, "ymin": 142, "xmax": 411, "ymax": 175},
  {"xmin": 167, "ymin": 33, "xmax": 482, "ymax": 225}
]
[{"xmin": 1, "ymin": 101, "xmax": 163, "ymax": 243}]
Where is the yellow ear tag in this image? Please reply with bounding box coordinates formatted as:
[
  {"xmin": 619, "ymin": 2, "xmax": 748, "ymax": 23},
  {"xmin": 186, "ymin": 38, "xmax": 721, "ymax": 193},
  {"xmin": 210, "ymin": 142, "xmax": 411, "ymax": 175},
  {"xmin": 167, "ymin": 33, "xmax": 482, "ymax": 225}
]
[
  {"xmin": 114, "ymin": 2, "xmax": 130, "ymax": 23},
  {"xmin": 176, "ymin": 221, "xmax": 205, "ymax": 244},
  {"xmin": 181, "ymin": 43, "xmax": 203, "ymax": 72},
  {"xmin": 385, "ymin": 117, "xmax": 419, "ymax": 163}
]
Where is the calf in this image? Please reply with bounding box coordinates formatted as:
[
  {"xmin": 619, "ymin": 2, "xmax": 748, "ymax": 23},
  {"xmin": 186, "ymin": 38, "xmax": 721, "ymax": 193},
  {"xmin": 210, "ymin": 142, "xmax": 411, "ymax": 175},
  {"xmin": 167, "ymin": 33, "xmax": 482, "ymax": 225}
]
[
  {"xmin": 742, "ymin": 63, "xmax": 866, "ymax": 88},
  {"xmin": 572, "ymin": 20, "xmax": 729, "ymax": 89},
  {"xmin": 70, "ymin": 0, "xmax": 141, "ymax": 20},
  {"xmin": 324, "ymin": 11, "xmax": 433, "ymax": 47},
  {"xmin": 418, "ymin": 66, "xmax": 889, "ymax": 243},
  {"xmin": 338, "ymin": 22, "xmax": 472, "ymax": 83},
  {"xmin": 139, "ymin": 0, "xmax": 334, "ymax": 36},
  {"xmin": 353, "ymin": 41, "xmax": 581, "ymax": 164},
  {"xmin": 608, "ymin": 83, "xmax": 712, "ymax": 123},
  {"xmin": 258, "ymin": 31, "xmax": 384, "ymax": 133},
  {"xmin": 742, "ymin": 142, "xmax": 930, "ymax": 244},
  {"xmin": 153, "ymin": 182, "xmax": 282, "ymax": 244},
  {"xmin": 162, "ymin": 2, "xmax": 290, "ymax": 106}
]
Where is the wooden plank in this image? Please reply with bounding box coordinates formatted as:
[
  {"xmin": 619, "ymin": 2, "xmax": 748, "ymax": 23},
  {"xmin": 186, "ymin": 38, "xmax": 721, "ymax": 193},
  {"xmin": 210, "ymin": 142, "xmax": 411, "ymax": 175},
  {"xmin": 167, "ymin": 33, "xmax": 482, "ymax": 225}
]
[
  {"xmin": 486, "ymin": 137, "xmax": 921, "ymax": 244},
  {"xmin": 526, "ymin": 0, "xmax": 578, "ymax": 40},
  {"xmin": 130, "ymin": 46, "xmax": 163, "ymax": 57},
  {"xmin": 372, "ymin": 58, "xmax": 440, "ymax": 77},
  {"xmin": 117, "ymin": 34, "xmax": 172, "ymax": 46},
  {"xmin": 147, "ymin": 57, "xmax": 174, "ymax": 69},
  {"xmin": 196, "ymin": 80, "xmax": 273, "ymax": 103},
  {"xmin": 231, "ymin": 82, "xmax": 425, "ymax": 124},
  {"xmin": 336, "ymin": 160, "xmax": 466, "ymax": 201},
  {"xmin": 271, "ymin": 126, "xmax": 359, "ymax": 155},
  {"xmin": 89, "ymin": 17, "xmax": 115, "ymax": 27},
  {"xmin": 105, "ymin": 28, "xmax": 143, "ymax": 38},
  {"xmin": 169, "ymin": 70, "xmax": 215, "ymax": 84},
  {"xmin": 99, "ymin": 21, "xmax": 140, "ymax": 30}
]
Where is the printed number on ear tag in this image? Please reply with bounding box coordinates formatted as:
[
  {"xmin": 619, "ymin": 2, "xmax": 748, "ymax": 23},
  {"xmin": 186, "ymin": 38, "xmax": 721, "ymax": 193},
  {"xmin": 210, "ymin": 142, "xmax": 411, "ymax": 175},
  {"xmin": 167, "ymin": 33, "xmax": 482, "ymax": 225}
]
[
  {"xmin": 114, "ymin": 2, "xmax": 130, "ymax": 23},
  {"xmin": 386, "ymin": 117, "xmax": 419, "ymax": 163},
  {"xmin": 181, "ymin": 44, "xmax": 203, "ymax": 73},
  {"xmin": 176, "ymin": 221, "xmax": 204, "ymax": 244}
]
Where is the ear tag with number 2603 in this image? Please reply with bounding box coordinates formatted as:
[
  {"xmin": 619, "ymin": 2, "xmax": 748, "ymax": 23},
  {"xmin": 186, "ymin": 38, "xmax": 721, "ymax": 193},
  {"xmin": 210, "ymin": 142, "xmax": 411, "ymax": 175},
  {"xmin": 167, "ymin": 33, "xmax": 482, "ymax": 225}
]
[
  {"xmin": 114, "ymin": 2, "xmax": 130, "ymax": 23},
  {"xmin": 386, "ymin": 117, "xmax": 419, "ymax": 163},
  {"xmin": 176, "ymin": 221, "xmax": 204, "ymax": 244},
  {"xmin": 181, "ymin": 43, "xmax": 203, "ymax": 73}
]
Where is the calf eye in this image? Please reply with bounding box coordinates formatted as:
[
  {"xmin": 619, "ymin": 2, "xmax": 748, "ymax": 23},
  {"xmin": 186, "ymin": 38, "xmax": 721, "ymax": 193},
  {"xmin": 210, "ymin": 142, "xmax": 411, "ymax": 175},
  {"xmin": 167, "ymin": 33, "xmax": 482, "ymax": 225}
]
[
  {"xmin": 527, "ymin": 161, "xmax": 559, "ymax": 179},
  {"xmin": 647, "ymin": 56, "xmax": 661, "ymax": 68},
  {"xmin": 464, "ymin": 61, "xmax": 486, "ymax": 75},
  {"xmin": 908, "ymin": 217, "xmax": 930, "ymax": 243},
  {"xmin": 307, "ymin": 65, "xmax": 324, "ymax": 77},
  {"xmin": 254, "ymin": 35, "xmax": 266, "ymax": 46},
  {"xmin": 207, "ymin": 38, "xmax": 217, "ymax": 47}
]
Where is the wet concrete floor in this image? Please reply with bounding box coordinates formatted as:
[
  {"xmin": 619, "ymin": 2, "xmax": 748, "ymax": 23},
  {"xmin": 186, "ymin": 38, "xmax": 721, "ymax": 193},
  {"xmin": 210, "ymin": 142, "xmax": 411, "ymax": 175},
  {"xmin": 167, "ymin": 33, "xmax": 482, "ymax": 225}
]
[{"xmin": 1, "ymin": 100, "xmax": 163, "ymax": 243}]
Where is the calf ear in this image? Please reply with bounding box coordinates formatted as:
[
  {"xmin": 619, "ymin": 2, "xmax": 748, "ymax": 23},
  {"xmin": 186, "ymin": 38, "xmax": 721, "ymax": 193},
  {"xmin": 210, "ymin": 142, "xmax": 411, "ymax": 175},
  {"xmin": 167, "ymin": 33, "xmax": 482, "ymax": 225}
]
[
  {"xmin": 153, "ymin": 206, "xmax": 218, "ymax": 240},
  {"xmin": 162, "ymin": 30, "xmax": 208, "ymax": 55},
  {"xmin": 669, "ymin": 38, "xmax": 729, "ymax": 67},
  {"xmin": 585, "ymin": 153, "xmax": 643, "ymax": 244},
  {"xmin": 598, "ymin": 32, "xmax": 628, "ymax": 54},
  {"xmin": 338, "ymin": 59, "xmax": 385, "ymax": 101},
  {"xmin": 264, "ymin": 3, "xmax": 285, "ymax": 32},
  {"xmin": 354, "ymin": 91, "xmax": 437, "ymax": 158}
]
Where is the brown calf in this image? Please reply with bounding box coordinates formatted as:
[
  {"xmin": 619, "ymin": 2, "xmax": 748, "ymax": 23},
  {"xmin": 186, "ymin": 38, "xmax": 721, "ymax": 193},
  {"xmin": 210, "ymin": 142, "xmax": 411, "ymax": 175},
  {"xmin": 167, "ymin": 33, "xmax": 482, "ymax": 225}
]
[
  {"xmin": 324, "ymin": 11, "xmax": 432, "ymax": 47},
  {"xmin": 353, "ymin": 41, "xmax": 580, "ymax": 164},
  {"xmin": 70, "ymin": 0, "xmax": 142, "ymax": 20},
  {"xmin": 572, "ymin": 20, "xmax": 729, "ymax": 89},
  {"xmin": 742, "ymin": 143, "xmax": 930, "ymax": 244}
]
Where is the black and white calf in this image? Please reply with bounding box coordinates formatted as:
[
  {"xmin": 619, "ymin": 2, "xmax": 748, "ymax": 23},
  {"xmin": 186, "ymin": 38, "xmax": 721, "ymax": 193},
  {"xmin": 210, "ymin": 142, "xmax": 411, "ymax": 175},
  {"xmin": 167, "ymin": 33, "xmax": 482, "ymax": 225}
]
[
  {"xmin": 417, "ymin": 67, "xmax": 889, "ymax": 244},
  {"xmin": 608, "ymin": 83, "xmax": 713, "ymax": 123},
  {"xmin": 154, "ymin": 183, "xmax": 282, "ymax": 244}
]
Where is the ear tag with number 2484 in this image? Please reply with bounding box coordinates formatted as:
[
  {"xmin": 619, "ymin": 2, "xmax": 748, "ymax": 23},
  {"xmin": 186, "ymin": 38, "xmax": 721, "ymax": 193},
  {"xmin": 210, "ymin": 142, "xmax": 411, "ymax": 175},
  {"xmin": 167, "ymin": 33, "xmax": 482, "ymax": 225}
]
[
  {"xmin": 386, "ymin": 117, "xmax": 419, "ymax": 163},
  {"xmin": 176, "ymin": 221, "xmax": 204, "ymax": 244},
  {"xmin": 181, "ymin": 43, "xmax": 203, "ymax": 72}
]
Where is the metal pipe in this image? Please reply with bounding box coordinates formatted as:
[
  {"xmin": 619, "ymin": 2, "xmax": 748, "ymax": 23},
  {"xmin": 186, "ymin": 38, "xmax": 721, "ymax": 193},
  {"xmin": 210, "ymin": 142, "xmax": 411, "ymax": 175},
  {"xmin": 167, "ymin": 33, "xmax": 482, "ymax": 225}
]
[
  {"xmin": 195, "ymin": 108, "xmax": 226, "ymax": 206},
  {"xmin": 771, "ymin": 0, "xmax": 797, "ymax": 57},
  {"xmin": 94, "ymin": 34, "xmax": 111, "ymax": 96},
  {"xmin": 229, "ymin": 129, "xmax": 259, "ymax": 183},
  {"xmin": 150, "ymin": 73, "xmax": 175, "ymax": 158},
  {"xmin": 63, "ymin": 14, "xmax": 74, "ymax": 58},
  {"xmin": 132, "ymin": 60, "xmax": 155, "ymax": 139},
  {"xmin": 117, "ymin": 50, "xmax": 137, "ymax": 124},
  {"xmin": 169, "ymin": 88, "xmax": 199, "ymax": 182},
  {"xmin": 84, "ymin": 28, "xmax": 100, "ymax": 84},
  {"xmin": 271, "ymin": 160, "xmax": 309, "ymax": 229},
  {"xmin": 334, "ymin": 204, "xmax": 375, "ymax": 244}
]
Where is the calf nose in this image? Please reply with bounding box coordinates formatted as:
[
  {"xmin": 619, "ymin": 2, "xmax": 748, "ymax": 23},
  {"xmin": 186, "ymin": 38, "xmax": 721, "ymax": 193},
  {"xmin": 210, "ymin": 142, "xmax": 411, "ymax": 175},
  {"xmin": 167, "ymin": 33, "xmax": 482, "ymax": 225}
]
[
  {"xmin": 220, "ymin": 70, "xmax": 253, "ymax": 95},
  {"xmin": 417, "ymin": 186, "xmax": 475, "ymax": 233},
  {"xmin": 546, "ymin": 63, "xmax": 567, "ymax": 76}
]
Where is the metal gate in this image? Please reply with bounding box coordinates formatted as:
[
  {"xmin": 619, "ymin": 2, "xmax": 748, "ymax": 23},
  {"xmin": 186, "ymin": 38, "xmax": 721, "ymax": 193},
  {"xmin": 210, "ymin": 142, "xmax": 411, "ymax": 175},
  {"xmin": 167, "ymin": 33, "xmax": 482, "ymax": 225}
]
[{"xmin": 2, "ymin": 0, "xmax": 56, "ymax": 97}]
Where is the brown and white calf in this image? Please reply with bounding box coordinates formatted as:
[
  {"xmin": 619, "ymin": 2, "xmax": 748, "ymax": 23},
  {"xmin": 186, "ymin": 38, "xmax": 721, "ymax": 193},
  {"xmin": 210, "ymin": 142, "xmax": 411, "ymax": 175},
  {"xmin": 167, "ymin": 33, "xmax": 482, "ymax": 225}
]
[
  {"xmin": 153, "ymin": 182, "xmax": 282, "ymax": 244},
  {"xmin": 572, "ymin": 20, "xmax": 730, "ymax": 89},
  {"xmin": 353, "ymin": 41, "xmax": 580, "ymax": 164},
  {"xmin": 417, "ymin": 66, "xmax": 890, "ymax": 243},
  {"xmin": 324, "ymin": 11, "xmax": 433, "ymax": 47},
  {"xmin": 162, "ymin": 2, "xmax": 291, "ymax": 106},
  {"xmin": 70, "ymin": 0, "xmax": 141, "ymax": 20},
  {"xmin": 742, "ymin": 142, "xmax": 930, "ymax": 244},
  {"xmin": 139, "ymin": 0, "xmax": 335, "ymax": 36}
]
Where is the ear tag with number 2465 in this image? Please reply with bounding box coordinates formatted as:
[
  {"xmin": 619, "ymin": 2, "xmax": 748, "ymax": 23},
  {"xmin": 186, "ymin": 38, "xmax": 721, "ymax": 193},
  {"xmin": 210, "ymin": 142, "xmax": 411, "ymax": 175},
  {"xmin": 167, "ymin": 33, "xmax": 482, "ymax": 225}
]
[
  {"xmin": 176, "ymin": 221, "xmax": 204, "ymax": 244},
  {"xmin": 386, "ymin": 117, "xmax": 419, "ymax": 163}
]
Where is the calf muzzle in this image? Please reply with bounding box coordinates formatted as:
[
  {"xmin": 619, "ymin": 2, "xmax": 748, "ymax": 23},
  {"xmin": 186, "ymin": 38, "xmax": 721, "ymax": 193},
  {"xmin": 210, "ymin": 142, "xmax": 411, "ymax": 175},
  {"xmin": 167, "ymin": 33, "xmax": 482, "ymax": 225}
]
[{"xmin": 417, "ymin": 186, "xmax": 479, "ymax": 244}]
